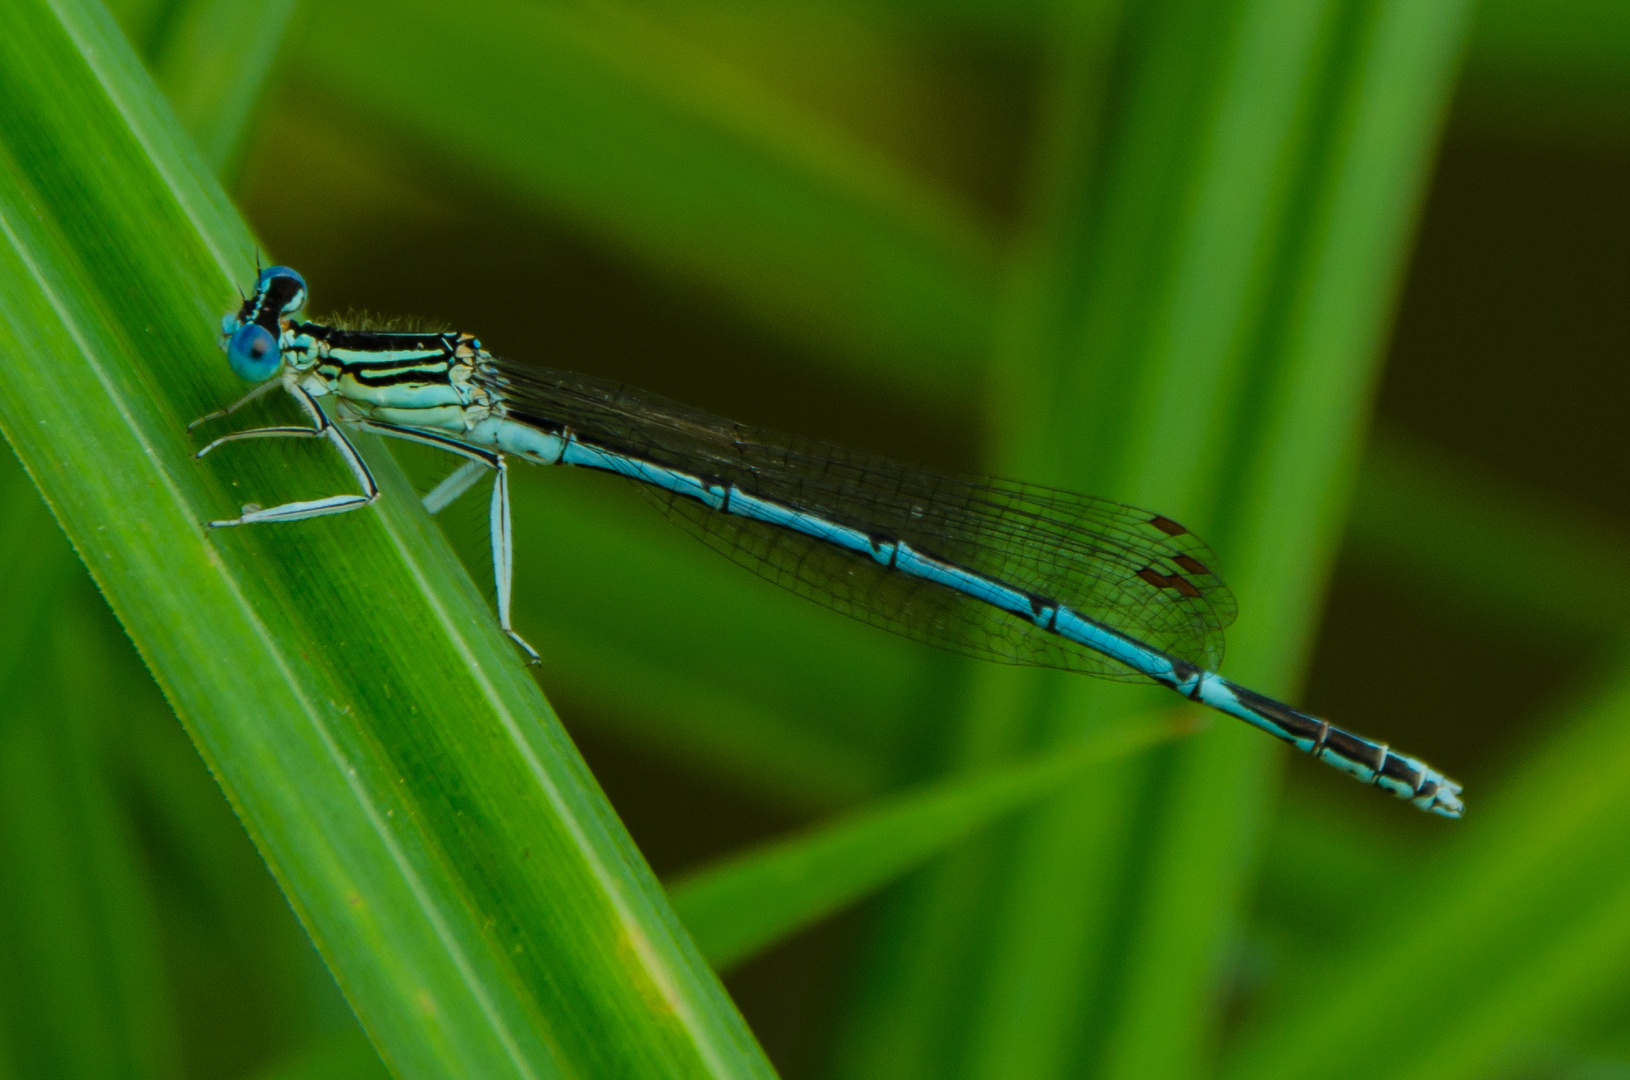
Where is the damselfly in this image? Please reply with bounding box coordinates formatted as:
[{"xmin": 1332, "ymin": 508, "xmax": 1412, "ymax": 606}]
[{"xmin": 195, "ymin": 266, "xmax": 1463, "ymax": 817}]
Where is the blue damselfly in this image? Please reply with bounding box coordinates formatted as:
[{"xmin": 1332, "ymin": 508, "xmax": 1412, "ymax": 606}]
[{"xmin": 195, "ymin": 267, "xmax": 1463, "ymax": 817}]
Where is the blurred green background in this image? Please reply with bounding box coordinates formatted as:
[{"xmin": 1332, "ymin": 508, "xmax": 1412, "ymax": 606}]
[{"xmin": 3, "ymin": 0, "xmax": 1629, "ymax": 1077}]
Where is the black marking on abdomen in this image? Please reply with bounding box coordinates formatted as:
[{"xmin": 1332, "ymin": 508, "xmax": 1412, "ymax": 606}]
[
  {"xmin": 1321, "ymin": 727, "xmax": 1387, "ymax": 773},
  {"xmin": 700, "ymin": 474, "xmax": 732, "ymax": 512},
  {"xmin": 1378, "ymin": 752, "xmax": 1423, "ymax": 789},
  {"xmin": 870, "ymin": 536, "xmax": 900, "ymax": 567},
  {"xmin": 1170, "ymin": 657, "xmax": 1201, "ymax": 695},
  {"xmin": 1228, "ymin": 683, "xmax": 1327, "ymax": 745}
]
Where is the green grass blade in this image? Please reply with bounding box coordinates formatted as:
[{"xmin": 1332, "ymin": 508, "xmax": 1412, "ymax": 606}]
[
  {"xmin": 956, "ymin": 0, "xmax": 1363, "ymax": 1074},
  {"xmin": 292, "ymin": 0, "xmax": 999, "ymax": 394},
  {"xmin": 958, "ymin": 0, "xmax": 1332, "ymax": 1069},
  {"xmin": 0, "ymin": 624, "xmax": 176, "ymax": 1080},
  {"xmin": 0, "ymin": 474, "xmax": 181, "ymax": 1080},
  {"xmin": 144, "ymin": 0, "xmax": 305, "ymax": 182},
  {"xmin": 668, "ymin": 713, "xmax": 1191, "ymax": 971},
  {"xmin": 1091, "ymin": 1, "xmax": 1474, "ymax": 1076},
  {"xmin": 829, "ymin": 0, "xmax": 1474, "ymax": 1075},
  {"xmin": 0, "ymin": 3, "xmax": 772, "ymax": 1077},
  {"xmin": 1461, "ymin": 0, "xmax": 1630, "ymax": 130},
  {"xmin": 1, "ymin": 444, "xmax": 366, "ymax": 1075}
]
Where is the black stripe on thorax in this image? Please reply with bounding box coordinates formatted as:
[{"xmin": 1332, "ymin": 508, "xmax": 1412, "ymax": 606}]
[
  {"xmin": 296, "ymin": 323, "xmax": 459, "ymax": 354},
  {"xmin": 326, "ymin": 361, "xmax": 458, "ymax": 388}
]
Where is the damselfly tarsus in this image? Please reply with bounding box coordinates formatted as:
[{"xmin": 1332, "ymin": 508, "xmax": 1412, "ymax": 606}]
[{"xmin": 195, "ymin": 266, "xmax": 1464, "ymax": 817}]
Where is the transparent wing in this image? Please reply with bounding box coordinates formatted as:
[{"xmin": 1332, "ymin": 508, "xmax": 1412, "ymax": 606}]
[{"xmin": 483, "ymin": 360, "xmax": 1238, "ymax": 678}]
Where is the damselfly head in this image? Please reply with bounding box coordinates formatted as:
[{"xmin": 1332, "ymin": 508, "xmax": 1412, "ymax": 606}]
[
  {"xmin": 226, "ymin": 323, "xmax": 282, "ymax": 382},
  {"xmin": 254, "ymin": 266, "xmax": 308, "ymax": 320},
  {"xmin": 220, "ymin": 266, "xmax": 308, "ymax": 380}
]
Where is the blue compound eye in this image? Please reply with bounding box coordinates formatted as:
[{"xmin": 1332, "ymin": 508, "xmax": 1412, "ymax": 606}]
[
  {"xmin": 254, "ymin": 265, "xmax": 308, "ymax": 317},
  {"xmin": 227, "ymin": 324, "xmax": 281, "ymax": 382}
]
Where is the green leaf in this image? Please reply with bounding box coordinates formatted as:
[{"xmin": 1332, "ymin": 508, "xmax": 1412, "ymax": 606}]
[
  {"xmin": 1089, "ymin": 0, "xmax": 1475, "ymax": 1075},
  {"xmin": 1462, "ymin": 0, "xmax": 1630, "ymax": 130},
  {"xmin": 0, "ymin": 444, "xmax": 362, "ymax": 1075},
  {"xmin": 0, "ymin": 509, "xmax": 180, "ymax": 1079},
  {"xmin": 830, "ymin": 0, "xmax": 1474, "ymax": 1076},
  {"xmin": 669, "ymin": 712, "xmax": 1191, "ymax": 971},
  {"xmin": 144, "ymin": 0, "xmax": 306, "ymax": 183},
  {"xmin": 0, "ymin": 3, "xmax": 772, "ymax": 1077}
]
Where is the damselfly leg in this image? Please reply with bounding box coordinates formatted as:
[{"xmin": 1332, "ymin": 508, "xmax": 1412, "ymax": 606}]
[
  {"xmin": 424, "ymin": 459, "xmax": 488, "ymax": 514},
  {"xmin": 191, "ymin": 384, "xmax": 379, "ymax": 526},
  {"xmin": 186, "ymin": 378, "xmax": 281, "ymax": 432},
  {"xmin": 192, "ymin": 389, "xmax": 541, "ymax": 662},
  {"xmin": 353, "ymin": 421, "xmax": 540, "ymax": 664}
]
